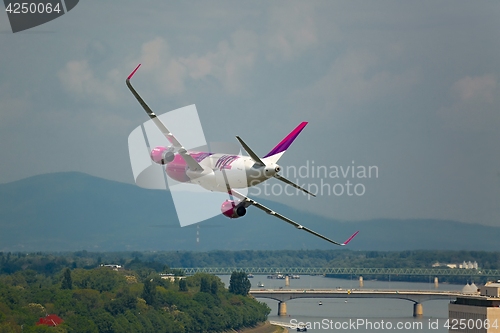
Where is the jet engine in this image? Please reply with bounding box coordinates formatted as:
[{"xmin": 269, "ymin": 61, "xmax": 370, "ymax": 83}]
[
  {"xmin": 150, "ymin": 146, "xmax": 175, "ymax": 164},
  {"xmin": 221, "ymin": 200, "xmax": 246, "ymax": 218}
]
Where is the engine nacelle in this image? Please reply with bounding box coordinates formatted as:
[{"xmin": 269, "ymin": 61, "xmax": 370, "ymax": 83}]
[
  {"xmin": 150, "ymin": 146, "xmax": 175, "ymax": 164},
  {"xmin": 221, "ymin": 200, "xmax": 246, "ymax": 218}
]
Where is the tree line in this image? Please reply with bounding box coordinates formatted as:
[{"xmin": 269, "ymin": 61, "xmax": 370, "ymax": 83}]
[
  {"xmin": 0, "ymin": 265, "xmax": 268, "ymax": 332},
  {"xmin": 1, "ymin": 249, "xmax": 498, "ymax": 286},
  {"xmin": 1, "ymin": 250, "xmax": 498, "ymax": 275}
]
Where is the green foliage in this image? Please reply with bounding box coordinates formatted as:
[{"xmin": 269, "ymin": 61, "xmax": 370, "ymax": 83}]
[
  {"xmin": 2, "ymin": 250, "xmax": 499, "ymax": 277},
  {"xmin": 64, "ymin": 314, "xmax": 98, "ymax": 333},
  {"xmin": 24, "ymin": 325, "xmax": 57, "ymax": 333},
  {"xmin": 0, "ymin": 262, "xmax": 269, "ymax": 332},
  {"xmin": 61, "ymin": 268, "xmax": 72, "ymax": 290},
  {"xmin": 199, "ymin": 277, "xmax": 210, "ymax": 293},
  {"xmin": 105, "ymin": 287, "xmax": 136, "ymax": 315},
  {"xmin": 2, "ymin": 248, "xmax": 499, "ymax": 331},
  {"xmin": 178, "ymin": 279, "xmax": 188, "ymax": 292},
  {"xmin": 72, "ymin": 268, "xmax": 126, "ymax": 292},
  {"xmin": 229, "ymin": 271, "xmax": 251, "ymax": 296},
  {"xmin": 210, "ymin": 280, "xmax": 218, "ymax": 295},
  {"xmin": 141, "ymin": 279, "xmax": 156, "ymax": 306}
]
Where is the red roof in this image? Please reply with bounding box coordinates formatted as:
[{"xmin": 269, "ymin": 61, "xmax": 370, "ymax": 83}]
[{"xmin": 36, "ymin": 314, "xmax": 63, "ymax": 326}]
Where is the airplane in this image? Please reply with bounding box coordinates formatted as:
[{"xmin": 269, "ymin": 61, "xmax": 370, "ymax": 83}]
[{"xmin": 126, "ymin": 64, "xmax": 359, "ymax": 246}]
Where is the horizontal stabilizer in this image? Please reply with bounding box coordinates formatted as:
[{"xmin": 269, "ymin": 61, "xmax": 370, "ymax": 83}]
[
  {"xmin": 235, "ymin": 136, "xmax": 265, "ymax": 166},
  {"xmin": 274, "ymin": 174, "xmax": 316, "ymax": 197}
]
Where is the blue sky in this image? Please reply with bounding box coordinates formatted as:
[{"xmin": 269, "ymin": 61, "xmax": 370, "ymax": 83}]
[{"xmin": 1, "ymin": 1, "xmax": 499, "ymax": 226}]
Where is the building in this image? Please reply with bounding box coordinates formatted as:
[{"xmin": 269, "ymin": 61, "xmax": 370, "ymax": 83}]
[
  {"xmin": 481, "ymin": 283, "xmax": 500, "ymax": 298},
  {"xmin": 159, "ymin": 273, "xmax": 185, "ymax": 282},
  {"xmin": 36, "ymin": 314, "xmax": 63, "ymax": 327},
  {"xmin": 449, "ymin": 283, "xmax": 500, "ymax": 333},
  {"xmin": 100, "ymin": 264, "xmax": 123, "ymax": 271},
  {"xmin": 462, "ymin": 283, "xmax": 479, "ymax": 295},
  {"xmin": 460, "ymin": 261, "xmax": 479, "ymax": 270},
  {"xmin": 432, "ymin": 261, "xmax": 479, "ymax": 269}
]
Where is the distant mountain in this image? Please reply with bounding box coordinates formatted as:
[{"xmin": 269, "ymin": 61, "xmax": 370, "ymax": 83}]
[{"xmin": 0, "ymin": 172, "xmax": 497, "ymax": 252}]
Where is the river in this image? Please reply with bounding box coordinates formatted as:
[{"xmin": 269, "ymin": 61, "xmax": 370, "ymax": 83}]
[{"xmin": 217, "ymin": 274, "xmax": 465, "ymax": 332}]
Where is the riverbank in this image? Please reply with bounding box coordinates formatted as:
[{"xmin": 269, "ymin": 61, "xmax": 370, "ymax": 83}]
[{"xmin": 237, "ymin": 321, "xmax": 286, "ymax": 333}]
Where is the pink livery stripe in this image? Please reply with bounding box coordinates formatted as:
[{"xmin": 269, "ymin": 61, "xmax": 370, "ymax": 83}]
[
  {"xmin": 342, "ymin": 231, "xmax": 359, "ymax": 245},
  {"xmin": 127, "ymin": 64, "xmax": 141, "ymax": 80},
  {"xmin": 263, "ymin": 122, "xmax": 308, "ymax": 158}
]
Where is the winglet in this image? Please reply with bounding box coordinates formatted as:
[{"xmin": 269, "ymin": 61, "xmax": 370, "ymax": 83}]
[
  {"xmin": 125, "ymin": 64, "xmax": 204, "ymax": 173},
  {"xmin": 127, "ymin": 64, "xmax": 141, "ymax": 81},
  {"xmin": 341, "ymin": 231, "xmax": 359, "ymax": 246}
]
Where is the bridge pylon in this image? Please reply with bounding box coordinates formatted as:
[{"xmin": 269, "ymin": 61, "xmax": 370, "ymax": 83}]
[
  {"xmin": 413, "ymin": 303, "xmax": 423, "ymax": 317},
  {"xmin": 278, "ymin": 301, "xmax": 287, "ymax": 316}
]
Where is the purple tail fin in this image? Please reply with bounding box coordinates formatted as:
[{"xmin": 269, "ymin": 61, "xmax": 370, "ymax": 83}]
[{"xmin": 263, "ymin": 122, "xmax": 308, "ymax": 158}]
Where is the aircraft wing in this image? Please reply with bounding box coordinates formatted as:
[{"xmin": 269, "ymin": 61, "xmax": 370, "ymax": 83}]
[
  {"xmin": 229, "ymin": 189, "xmax": 358, "ymax": 246},
  {"xmin": 126, "ymin": 64, "xmax": 204, "ymax": 172}
]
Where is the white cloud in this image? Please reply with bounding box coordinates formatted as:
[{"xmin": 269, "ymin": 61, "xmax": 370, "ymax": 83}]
[
  {"xmin": 58, "ymin": 60, "xmax": 120, "ymax": 103},
  {"xmin": 208, "ymin": 30, "xmax": 258, "ymax": 93},
  {"xmin": 295, "ymin": 49, "xmax": 420, "ymax": 120},
  {"xmin": 439, "ymin": 74, "xmax": 499, "ymax": 131},
  {"xmin": 128, "ymin": 37, "xmax": 188, "ymax": 95},
  {"xmin": 59, "ymin": 7, "xmax": 323, "ymax": 101},
  {"xmin": 133, "ymin": 33, "xmax": 258, "ymax": 95},
  {"xmin": 60, "ymin": 33, "xmax": 259, "ymax": 99},
  {"xmin": 139, "ymin": 37, "xmax": 168, "ymax": 71},
  {"xmin": 265, "ymin": 3, "xmax": 319, "ymax": 61},
  {"xmin": 453, "ymin": 74, "xmax": 497, "ymax": 103}
]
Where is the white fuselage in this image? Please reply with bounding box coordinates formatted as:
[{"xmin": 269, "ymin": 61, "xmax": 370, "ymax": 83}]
[{"xmin": 164, "ymin": 151, "xmax": 279, "ymax": 193}]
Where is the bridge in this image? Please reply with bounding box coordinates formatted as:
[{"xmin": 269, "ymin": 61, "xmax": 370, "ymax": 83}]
[
  {"xmin": 250, "ymin": 288, "xmax": 467, "ymax": 317},
  {"xmin": 174, "ymin": 267, "xmax": 500, "ymax": 277}
]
